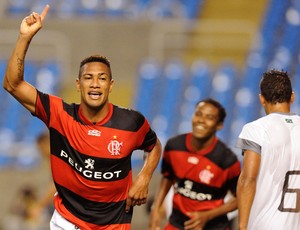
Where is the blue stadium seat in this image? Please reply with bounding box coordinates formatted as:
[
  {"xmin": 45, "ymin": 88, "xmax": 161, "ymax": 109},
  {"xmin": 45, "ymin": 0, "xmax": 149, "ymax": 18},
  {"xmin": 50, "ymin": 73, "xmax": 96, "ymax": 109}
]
[
  {"xmin": 133, "ymin": 58, "xmax": 162, "ymax": 121},
  {"xmin": 177, "ymin": 60, "xmax": 212, "ymax": 134},
  {"xmin": 210, "ymin": 63, "xmax": 237, "ymax": 143},
  {"xmin": 6, "ymin": 0, "xmax": 34, "ymax": 16},
  {"xmin": 102, "ymin": 0, "xmax": 132, "ymax": 18},
  {"xmin": 54, "ymin": 0, "xmax": 80, "ymax": 18},
  {"xmin": 147, "ymin": 0, "xmax": 186, "ymax": 19},
  {"xmin": 291, "ymin": 66, "xmax": 300, "ymax": 114},
  {"xmin": 268, "ymin": 2, "xmax": 300, "ymax": 71},
  {"xmin": 255, "ymin": 0, "xmax": 290, "ymax": 65},
  {"xmin": 229, "ymin": 67, "xmax": 261, "ymax": 148},
  {"xmin": 76, "ymin": 0, "xmax": 101, "ymax": 16},
  {"xmin": 0, "ymin": 60, "xmax": 61, "ymax": 168},
  {"xmin": 179, "ymin": 0, "xmax": 204, "ymax": 19},
  {"xmin": 35, "ymin": 60, "xmax": 61, "ymax": 94},
  {"xmin": 151, "ymin": 58, "xmax": 186, "ymax": 144},
  {"xmin": 1, "ymin": 61, "xmax": 37, "ymax": 136}
]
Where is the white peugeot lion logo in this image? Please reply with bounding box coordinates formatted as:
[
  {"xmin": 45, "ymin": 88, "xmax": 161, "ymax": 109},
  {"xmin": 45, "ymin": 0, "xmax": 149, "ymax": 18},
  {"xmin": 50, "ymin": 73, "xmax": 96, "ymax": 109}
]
[{"xmin": 85, "ymin": 158, "xmax": 95, "ymax": 169}]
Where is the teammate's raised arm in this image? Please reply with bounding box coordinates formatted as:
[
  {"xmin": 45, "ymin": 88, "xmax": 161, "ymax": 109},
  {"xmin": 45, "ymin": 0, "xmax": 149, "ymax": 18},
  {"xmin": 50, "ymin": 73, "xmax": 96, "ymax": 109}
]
[{"xmin": 3, "ymin": 5, "xmax": 50, "ymax": 113}]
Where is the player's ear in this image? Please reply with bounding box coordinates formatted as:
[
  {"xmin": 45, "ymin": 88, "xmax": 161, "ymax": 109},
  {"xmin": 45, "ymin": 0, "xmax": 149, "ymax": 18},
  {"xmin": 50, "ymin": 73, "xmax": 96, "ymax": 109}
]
[
  {"xmin": 109, "ymin": 79, "xmax": 114, "ymax": 93},
  {"xmin": 76, "ymin": 78, "xmax": 80, "ymax": 92},
  {"xmin": 259, "ymin": 94, "xmax": 265, "ymax": 106},
  {"xmin": 216, "ymin": 122, "xmax": 223, "ymax": 131},
  {"xmin": 290, "ymin": 92, "xmax": 295, "ymax": 104}
]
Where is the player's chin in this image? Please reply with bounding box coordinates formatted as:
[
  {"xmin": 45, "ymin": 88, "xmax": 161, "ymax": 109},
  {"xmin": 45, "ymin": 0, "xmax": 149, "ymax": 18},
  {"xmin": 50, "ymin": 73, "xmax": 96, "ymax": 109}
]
[
  {"xmin": 192, "ymin": 131, "xmax": 210, "ymax": 140},
  {"xmin": 84, "ymin": 102, "xmax": 102, "ymax": 111}
]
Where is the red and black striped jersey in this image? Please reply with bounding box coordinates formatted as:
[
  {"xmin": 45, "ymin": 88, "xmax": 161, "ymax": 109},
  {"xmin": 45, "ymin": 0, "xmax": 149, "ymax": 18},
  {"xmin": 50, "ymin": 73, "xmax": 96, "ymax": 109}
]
[
  {"xmin": 162, "ymin": 133, "xmax": 241, "ymax": 230},
  {"xmin": 34, "ymin": 91, "xmax": 157, "ymax": 230}
]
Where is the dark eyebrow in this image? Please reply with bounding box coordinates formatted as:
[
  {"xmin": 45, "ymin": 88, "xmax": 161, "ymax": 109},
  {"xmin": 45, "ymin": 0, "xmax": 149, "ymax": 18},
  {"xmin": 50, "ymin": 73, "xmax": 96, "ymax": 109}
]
[
  {"xmin": 82, "ymin": 72, "xmax": 108, "ymax": 77},
  {"xmin": 98, "ymin": 73, "xmax": 108, "ymax": 76}
]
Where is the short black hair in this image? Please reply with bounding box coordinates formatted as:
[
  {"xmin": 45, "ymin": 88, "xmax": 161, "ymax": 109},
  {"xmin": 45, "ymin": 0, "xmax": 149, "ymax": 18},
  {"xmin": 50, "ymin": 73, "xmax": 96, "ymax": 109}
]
[
  {"xmin": 78, "ymin": 55, "xmax": 112, "ymax": 79},
  {"xmin": 196, "ymin": 98, "xmax": 226, "ymax": 123},
  {"xmin": 260, "ymin": 69, "xmax": 292, "ymax": 103}
]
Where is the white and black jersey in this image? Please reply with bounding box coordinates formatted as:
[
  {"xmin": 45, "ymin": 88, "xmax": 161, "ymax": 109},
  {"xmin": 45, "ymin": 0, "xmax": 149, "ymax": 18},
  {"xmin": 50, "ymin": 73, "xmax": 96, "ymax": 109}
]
[{"xmin": 236, "ymin": 112, "xmax": 300, "ymax": 230}]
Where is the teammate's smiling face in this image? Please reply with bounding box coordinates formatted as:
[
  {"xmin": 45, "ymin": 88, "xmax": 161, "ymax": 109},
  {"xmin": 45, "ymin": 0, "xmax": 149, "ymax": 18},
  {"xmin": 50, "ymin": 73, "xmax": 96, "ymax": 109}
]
[
  {"xmin": 76, "ymin": 61, "xmax": 114, "ymax": 111},
  {"xmin": 192, "ymin": 102, "xmax": 223, "ymax": 139}
]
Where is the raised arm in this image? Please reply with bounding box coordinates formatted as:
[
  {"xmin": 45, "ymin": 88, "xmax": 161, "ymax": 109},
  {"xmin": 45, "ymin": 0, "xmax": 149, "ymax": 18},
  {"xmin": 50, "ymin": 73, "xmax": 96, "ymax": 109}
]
[
  {"xmin": 125, "ymin": 138, "xmax": 162, "ymax": 212},
  {"xmin": 3, "ymin": 5, "xmax": 49, "ymax": 113}
]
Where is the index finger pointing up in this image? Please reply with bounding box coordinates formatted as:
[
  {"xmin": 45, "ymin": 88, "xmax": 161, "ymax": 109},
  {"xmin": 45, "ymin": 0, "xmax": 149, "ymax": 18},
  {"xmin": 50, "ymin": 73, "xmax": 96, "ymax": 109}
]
[{"xmin": 40, "ymin": 4, "xmax": 50, "ymax": 21}]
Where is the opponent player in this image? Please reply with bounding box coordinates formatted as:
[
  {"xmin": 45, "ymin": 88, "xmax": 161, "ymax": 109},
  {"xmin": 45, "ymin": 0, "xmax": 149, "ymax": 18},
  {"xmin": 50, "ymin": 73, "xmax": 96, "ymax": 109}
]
[
  {"xmin": 149, "ymin": 98, "xmax": 241, "ymax": 230},
  {"xmin": 3, "ymin": 5, "xmax": 161, "ymax": 230},
  {"xmin": 236, "ymin": 70, "xmax": 300, "ymax": 229}
]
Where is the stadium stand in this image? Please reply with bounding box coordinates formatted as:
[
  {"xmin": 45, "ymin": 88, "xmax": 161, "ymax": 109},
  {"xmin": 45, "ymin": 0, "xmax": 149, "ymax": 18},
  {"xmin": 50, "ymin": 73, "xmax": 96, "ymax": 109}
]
[
  {"xmin": 5, "ymin": 0, "xmax": 203, "ymax": 20},
  {"xmin": 0, "ymin": 60, "xmax": 61, "ymax": 169}
]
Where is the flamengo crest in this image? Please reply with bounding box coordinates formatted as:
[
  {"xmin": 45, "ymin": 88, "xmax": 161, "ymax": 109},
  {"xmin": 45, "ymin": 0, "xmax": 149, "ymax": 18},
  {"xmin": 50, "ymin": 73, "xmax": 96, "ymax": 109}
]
[
  {"xmin": 199, "ymin": 166, "xmax": 214, "ymax": 184},
  {"xmin": 108, "ymin": 135, "xmax": 123, "ymax": 155}
]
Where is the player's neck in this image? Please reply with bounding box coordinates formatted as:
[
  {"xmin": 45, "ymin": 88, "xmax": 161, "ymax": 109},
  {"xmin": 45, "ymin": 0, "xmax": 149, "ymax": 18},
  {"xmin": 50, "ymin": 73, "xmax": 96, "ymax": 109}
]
[
  {"xmin": 80, "ymin": 102, "xmax": 110, "ymax": 123},
  {"xmin": 191, "ymin": 135, "xmax": 216, "ymax": 151},
  {"xmin": 265, "ymin": 102, "xmax": 290, "ymax": 115}
]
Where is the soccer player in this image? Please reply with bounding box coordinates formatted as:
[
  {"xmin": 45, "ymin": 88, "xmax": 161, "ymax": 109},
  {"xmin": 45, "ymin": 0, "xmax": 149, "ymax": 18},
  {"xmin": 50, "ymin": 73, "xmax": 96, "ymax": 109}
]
[
  {"xmin": 149, "ymin": 98, "xmax": 241, "ymax": 230},
  {"xmin": 3, "ymin": 5, "xmax": 162, "ymax": 230},
  {"xmin": 236, "ymin": 69, "xmax": 300, "ymax": 229}
]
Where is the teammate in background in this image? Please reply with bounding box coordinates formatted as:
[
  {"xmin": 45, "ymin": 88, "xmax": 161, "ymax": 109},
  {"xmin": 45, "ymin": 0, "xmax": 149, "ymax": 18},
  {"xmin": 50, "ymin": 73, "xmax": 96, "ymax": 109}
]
[
  {"xmin": 236, "ymin": 70, "xmax": 300, "ymax": 229},
  {"xmin": 28, "ymin": 132, "xmax": 56, "ymax": 221},
  {"xmin": 3, "ymin": 5, "xmax": 161, "ymax": 230},
  {"xmin": 3, "ymin": 184, "xmax": 42, "ymax": 230},
  {"xmin": 149, "ymin": 98, "xmax": 241, "ymax": 230}
]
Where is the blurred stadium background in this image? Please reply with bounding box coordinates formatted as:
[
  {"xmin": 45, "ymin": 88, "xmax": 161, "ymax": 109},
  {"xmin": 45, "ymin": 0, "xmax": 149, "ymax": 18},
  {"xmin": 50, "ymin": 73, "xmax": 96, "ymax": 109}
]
[{"xmin": 1, "ymin": 0, "xmax": 300, "ymax": 229}]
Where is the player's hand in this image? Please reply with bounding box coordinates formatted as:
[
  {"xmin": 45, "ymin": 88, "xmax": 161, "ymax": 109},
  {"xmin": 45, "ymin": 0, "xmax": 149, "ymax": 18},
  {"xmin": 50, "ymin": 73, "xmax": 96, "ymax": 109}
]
[
  {"xmin": 184, "ymin": 211, "xmax": 211, "ymax": 230},
  {"xmin": 20, "ymin": 5, "xmax": 50, "ymax": 38},
  {"xmin": 148, "ymin": 208, "xmax": 163, "ymax": 230},
  {"xmin": 125, "ymin": 175, "xmax": 149, "ymax": 213}
]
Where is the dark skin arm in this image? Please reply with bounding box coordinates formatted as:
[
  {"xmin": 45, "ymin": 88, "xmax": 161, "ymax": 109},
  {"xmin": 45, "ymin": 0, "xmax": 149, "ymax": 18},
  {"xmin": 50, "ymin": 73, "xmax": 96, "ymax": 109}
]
[
  {"xmin": 184, "ymin": 195, "xmax": 237, "ymax": 230},
  {"xmin": 125, "ymin": 139, "xmax": 162, "ymax": 212},
  {"xmin": 237, "ymin": 150, "xmax": 260, "ymax": 230},
  {"xmin": 148, "ymin": 177, "xmax": 173, "ymax": 230},
  {"xmin": 3, "ymin": 5, "xmax": 50, "ymax": 113}
]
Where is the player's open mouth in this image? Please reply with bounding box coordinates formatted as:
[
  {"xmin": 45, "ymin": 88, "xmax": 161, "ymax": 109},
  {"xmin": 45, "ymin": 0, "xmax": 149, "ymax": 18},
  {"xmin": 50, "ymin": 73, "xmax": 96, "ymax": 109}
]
[
  {"xmin": 88, "ymin": 92, "xmax": 102, "ymax": 99},
  {"xmin": 194, "ymin": 125, "xmax": 205, "ymax": 131}
]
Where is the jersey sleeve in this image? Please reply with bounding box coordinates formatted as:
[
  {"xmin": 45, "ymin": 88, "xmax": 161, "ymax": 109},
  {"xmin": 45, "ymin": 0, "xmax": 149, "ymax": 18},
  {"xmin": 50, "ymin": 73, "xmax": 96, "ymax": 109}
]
[
  {"xmin": 236, "ymin": 122, "xmax": 262, "ymax": 154},
  {"xmin": 34, "ymin": 90, "xmax": 63, "ymax": 128},
  {"xmin": 135, "ymin": 113, "xmax": 157, "ymax": 152},
  {"xmin": 34, "ymin": 90, "xmax": 51, "ymax": 126},
  {"xmin": 161, "ymin": 142, "xmax": 175, "ymax": 181}
]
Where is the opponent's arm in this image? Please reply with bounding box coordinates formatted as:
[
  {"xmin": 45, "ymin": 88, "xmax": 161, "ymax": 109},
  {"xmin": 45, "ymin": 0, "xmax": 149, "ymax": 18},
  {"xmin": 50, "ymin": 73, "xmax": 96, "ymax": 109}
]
[
  {"xmin": 3, "ymin": 5, "xmax": 49, "ymax": 113},
  {"xmin": 237, "ymin": 150, "xmax": 260, "ymax": 230},
  {"xmin": 125, "ymin": 138, "xmax": 162, "ymax": 212}
]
